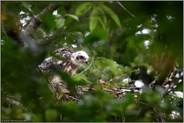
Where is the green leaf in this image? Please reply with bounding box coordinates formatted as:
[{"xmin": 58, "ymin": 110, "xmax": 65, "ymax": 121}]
[
  {"xmin": 85, "ymin": 26, "xmax": 108, "ymax": 44},
  {"xmin": 56, "ymin": 18, "xmax": 65, "ymax": 28},
  {"xmin": 32, "ymin": 114, "xmax": 43, "ymax": 122},
  {"xmin": 22, "ymin": 2, "xmax": 32, "ymax": 9},
  {"xmin": 72, "ymin": 74, "xmax": 86, "ymax": 82},
  {"xmin": 101, "ymin": 4, "xmax": 121, "ymax": 27},
  {"xmin": 66, "ymin": 14, "xmax": 79, "ymax": 22},
  {"xmin": 89, "ymin": 9, "xmax": 99, "ymax": 32},
  {"xmin": 96, "ymin": 7, "xmax": 108, "ymax": 31},
  {"xmin": 75, "ymin": 2, "xmax": 92, "ymax": 16},
  {"xmin": 41, "ymin": 12, "xmax": 56, "ymax": 31},
  {"xmin": 45, "ymin": 109, "xmax": 58, "ymax": 121},
  {"xmin": 96, "ymin": 57, "xmax": 122, "ymax": 76}
]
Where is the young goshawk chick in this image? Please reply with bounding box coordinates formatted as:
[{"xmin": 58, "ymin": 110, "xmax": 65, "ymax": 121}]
[{"xmin": 38, "ymin": 47, "xmax": 89, "ymax": 97}]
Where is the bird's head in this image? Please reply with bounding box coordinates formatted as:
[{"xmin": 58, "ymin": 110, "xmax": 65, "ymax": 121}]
[{"xmin": 71, "ymin": 51, "xmax": 89, "ymax": 66}]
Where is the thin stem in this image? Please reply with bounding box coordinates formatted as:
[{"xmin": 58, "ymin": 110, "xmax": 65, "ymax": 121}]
[
  {"xmin": 116, "ymin": 1, "xmax": 136, "ymax": 18},
  {"xmin": 37, "ymin": 67, "xmax": 56, "ymax": 93}
]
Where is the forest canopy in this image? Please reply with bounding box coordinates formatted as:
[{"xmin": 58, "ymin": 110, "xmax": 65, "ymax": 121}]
[{"xmin": 1, "ymin": 1, "xmax": 183, "ymax": 122}]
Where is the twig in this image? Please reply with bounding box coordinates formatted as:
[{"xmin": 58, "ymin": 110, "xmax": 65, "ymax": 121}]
[
  {"xmin": 161, "ymin": 67, "xmax": 179, "ymax": 98},
  {"xmin": 24, "ymin": 15, "xmax": 42, "ymax": 34},
  {"xmin": 1, "ymin": 24, "xmax": 8, "ymax": 38},
  {"xmin": 107, "ymin": 69, "xmax": 138, "ymax": 83},
  {"xmin": 107, "ymin": 74, "xmax": 125, "ymax": 83},
  {"xmin": 37, "ymin": 67, "xmax": 56, "ymax": 93},
  {"xmin": 116, "ymin": 1, "xmax": 136, "ymax": 18},
  {"xmin": 65, "ymin": 94, "xmax": 79, "ymax": 101},
  {"xmin": 39, "ymin": 3, "xmax": 56, "ymax": 16},
  {"xmin": 149, "ymin": 77, "xmax": 158, "ymax": 88}
]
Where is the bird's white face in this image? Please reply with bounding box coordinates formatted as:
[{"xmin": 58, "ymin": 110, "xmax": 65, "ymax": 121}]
[{"xmin": 71, "ymin": 51, "xmax": 89, "ymax": 66}]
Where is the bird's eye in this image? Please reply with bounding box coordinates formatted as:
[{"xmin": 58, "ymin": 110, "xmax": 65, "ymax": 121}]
[{"xmin": 77, "ymin": 56, "xmax": 84, "ymax": 60}]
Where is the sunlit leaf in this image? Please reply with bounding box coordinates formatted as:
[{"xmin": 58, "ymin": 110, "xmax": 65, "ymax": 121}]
[
  {"xmin": 89, "ymin": 9, "xmax": 99, "ymax": 32},
  {"xmin": 66, "ymin": 14, "xmax": 79, "ymax": 22},
  {"xmin": 56, "ymin": 18, "xmax": 65, "ymax": 28},
  {"xmin": 22, "ymin": 2, "xmax": 32, "ymax": 9},
  {"xmin": 75, "ymin": 2, "xmax": 92, "ymax": 16},
  {"xmin": 96, "ymin": 7, "xmax": 108, "ymax": 31},
  {"xmin": 101, "ymin": 4, "xmax": 121, "ymax": 26},
  {"xmin": 96, "ymin": 57, "xmax": 122, "ymax": 76},
  {"xmin": 72, "ymin": 74, "xmax": 87, "ymax": 82}
]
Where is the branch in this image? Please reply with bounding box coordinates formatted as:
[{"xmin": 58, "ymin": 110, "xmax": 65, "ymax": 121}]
[
  {"xmin": 116, "ymin": 1, "xmax": 136, "ymax": 19},
  {"xmin": 39, "ymin": 3, "xmax": 57, "ymax": 16},
  {"xmin": 24, "ymin": 15, "xmax": 42, "ymax": 35},
  {"xmin": 161, "ymin": 67, "xmax": 179, "ymax": 98},
  {"xmin": 24, "ymin": 3, "xmax": 60, "ymax": 35}
]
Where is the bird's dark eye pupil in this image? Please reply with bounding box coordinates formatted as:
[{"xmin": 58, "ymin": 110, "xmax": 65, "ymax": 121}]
[{"xmin": 77, "ymin": 56, "xmax": 84, "ymax": 60}]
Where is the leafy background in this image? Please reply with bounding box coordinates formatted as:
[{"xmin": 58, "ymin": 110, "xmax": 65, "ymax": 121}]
[{"xmin": 1, "ymin": 1, "xmax": 183, "ymax": 122}]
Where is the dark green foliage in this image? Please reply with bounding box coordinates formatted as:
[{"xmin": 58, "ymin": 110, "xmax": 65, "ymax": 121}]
[{"xmin": 1, "ymin": 1, "xmax": 183, "ymax": 122}]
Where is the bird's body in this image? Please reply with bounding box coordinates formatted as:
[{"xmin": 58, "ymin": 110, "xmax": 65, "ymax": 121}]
[
  {"xmin": 39, "ymin": 47, "xmax": 89, "ymax": 75},
  {"xmin": 38, "ymin": 47, "xmax": 89, "ymax": 98}
]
